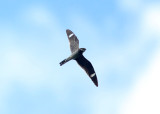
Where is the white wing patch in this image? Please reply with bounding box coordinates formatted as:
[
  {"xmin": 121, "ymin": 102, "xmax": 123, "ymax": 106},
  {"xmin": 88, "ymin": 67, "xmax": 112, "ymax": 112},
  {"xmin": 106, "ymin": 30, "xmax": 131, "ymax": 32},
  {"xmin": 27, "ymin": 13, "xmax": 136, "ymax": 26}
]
[
  {"xmin": 69, "ymin": 33, "xmax": 74, "ymax": 38},
  {"xmin": 90, "ymin": 73, "xmax": 96, "ymax": 77}
]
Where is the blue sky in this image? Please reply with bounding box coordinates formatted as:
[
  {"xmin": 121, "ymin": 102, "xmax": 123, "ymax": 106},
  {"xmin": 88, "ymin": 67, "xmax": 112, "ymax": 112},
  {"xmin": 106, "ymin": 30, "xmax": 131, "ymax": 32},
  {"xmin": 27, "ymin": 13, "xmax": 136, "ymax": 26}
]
[{"xmin": 0, "ymin": 0, "xmax": 160, "ymax": 114}]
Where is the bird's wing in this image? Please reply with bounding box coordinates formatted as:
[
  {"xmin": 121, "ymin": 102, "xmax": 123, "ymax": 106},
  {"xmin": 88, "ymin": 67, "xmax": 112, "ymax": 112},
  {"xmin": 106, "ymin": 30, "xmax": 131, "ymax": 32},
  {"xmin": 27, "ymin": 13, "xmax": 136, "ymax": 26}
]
[
  {"xmin": 66, "ymin": 29, "xmax": 79, "ymax": 53},
  {"xmin": 75, "ymin": 55, "xmax": 98, "ymax": 87}
]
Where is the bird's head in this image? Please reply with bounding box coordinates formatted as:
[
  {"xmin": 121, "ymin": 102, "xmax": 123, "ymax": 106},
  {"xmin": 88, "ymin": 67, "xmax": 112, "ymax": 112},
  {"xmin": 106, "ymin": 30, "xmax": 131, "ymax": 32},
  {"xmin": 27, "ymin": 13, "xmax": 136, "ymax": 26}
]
[{"xmin": 80, "ymin": 48, "xmax": 86, "ymax": 53}]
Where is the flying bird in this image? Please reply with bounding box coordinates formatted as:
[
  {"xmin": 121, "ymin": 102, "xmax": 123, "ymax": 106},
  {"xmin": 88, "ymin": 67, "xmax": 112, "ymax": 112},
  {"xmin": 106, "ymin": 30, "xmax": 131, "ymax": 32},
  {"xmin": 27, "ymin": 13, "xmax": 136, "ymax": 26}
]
[{"xmin": 60, "ymin": 29, "xmax": 98, "ymax": 87}]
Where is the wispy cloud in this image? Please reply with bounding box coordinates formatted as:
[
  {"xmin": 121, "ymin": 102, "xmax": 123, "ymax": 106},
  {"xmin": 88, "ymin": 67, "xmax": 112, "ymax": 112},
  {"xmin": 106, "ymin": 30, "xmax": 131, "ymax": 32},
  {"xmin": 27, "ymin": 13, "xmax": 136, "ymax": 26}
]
[
  {"xmin": 141, "ymin": 4, "xmax": 160, "ymax": 37},
  {"xmin": 120, "ymin": 47, "xmax": 160, "ymax": 114},
  {"xmin": 120, "ymin": 3, "xmax": 160, "ymax": 114},
  {"xmin": 0, "ymin": 1, "xmax": 160, "ymax": 114}
]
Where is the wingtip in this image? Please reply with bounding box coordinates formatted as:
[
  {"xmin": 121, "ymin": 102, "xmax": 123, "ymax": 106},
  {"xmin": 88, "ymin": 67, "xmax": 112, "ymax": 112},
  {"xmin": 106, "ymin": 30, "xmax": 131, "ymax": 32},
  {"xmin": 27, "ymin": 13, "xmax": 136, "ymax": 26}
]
[
  {"xmin": 66, "ymin": 29, "xmax": 73, "ymax": 35},
  {"xmin": 95, "ymin": 82, "xmax": 98, "ymax": 87},
  {"xmin": 66, "ymin": 29, "xmax": 71, "ymax": 32},
  {"xmin": 91, "ymin": 75, "xmax": 98, "ymax": 87},
  {"xmin": 66, "ymin": 29, "xmax": 70, "ymax": 31}
]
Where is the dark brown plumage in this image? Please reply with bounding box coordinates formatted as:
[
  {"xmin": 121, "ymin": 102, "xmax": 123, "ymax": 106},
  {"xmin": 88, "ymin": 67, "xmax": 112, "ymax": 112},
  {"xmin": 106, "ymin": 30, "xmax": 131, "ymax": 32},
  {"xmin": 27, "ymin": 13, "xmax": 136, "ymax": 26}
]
[{"xmin": 60, "ymin": 29, "xmax": 98, "ymax": 87}]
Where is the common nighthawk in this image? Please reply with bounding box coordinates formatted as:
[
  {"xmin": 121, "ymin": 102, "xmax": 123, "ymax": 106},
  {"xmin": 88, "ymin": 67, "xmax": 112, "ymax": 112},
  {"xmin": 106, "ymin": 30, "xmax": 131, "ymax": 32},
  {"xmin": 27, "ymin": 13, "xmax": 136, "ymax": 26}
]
[{"xmin": 60, "ymin": 29, "xmax": 98, "ymax": 87}]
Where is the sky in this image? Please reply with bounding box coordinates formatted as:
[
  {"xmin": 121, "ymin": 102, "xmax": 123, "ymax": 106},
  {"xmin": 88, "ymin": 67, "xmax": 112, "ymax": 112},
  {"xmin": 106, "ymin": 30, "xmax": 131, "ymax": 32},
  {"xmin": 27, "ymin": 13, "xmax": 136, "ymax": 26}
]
[{"xmin": 0, "ymin": 0, "xmax": 160, "ymax": 114}]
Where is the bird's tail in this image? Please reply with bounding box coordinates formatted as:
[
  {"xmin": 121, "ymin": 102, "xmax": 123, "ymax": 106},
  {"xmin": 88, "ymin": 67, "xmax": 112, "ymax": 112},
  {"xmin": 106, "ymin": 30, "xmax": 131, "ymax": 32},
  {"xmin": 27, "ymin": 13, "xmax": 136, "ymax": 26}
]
[{"xmin": 60, "ymin": 59, "xmax": 67, "ymax": 66}]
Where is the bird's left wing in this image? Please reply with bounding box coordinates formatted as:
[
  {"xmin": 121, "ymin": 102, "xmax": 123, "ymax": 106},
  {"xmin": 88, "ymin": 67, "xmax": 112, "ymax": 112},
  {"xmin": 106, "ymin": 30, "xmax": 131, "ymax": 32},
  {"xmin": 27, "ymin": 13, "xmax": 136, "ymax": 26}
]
[
  {"xmin": 66, "ymin": 29, "xmax": 79, "ymax": 53},
  {"xmin": 75, "ymin": 55, "xmax": 98, "ymax": 87}
]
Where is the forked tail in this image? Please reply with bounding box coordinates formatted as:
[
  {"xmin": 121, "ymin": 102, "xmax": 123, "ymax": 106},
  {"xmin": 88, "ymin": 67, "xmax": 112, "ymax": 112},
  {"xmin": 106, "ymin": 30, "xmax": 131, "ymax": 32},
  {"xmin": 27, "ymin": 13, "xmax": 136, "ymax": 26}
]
[{"xmin": 60, "ymin": 59, "xmax": 67, "ymax": 66}]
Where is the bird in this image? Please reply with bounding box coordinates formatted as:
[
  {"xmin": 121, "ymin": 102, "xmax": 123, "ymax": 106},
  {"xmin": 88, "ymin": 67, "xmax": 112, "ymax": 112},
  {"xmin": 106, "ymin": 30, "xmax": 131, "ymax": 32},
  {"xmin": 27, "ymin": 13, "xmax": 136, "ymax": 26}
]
[{"xmin": 60, "ymin": 29, "xmax": 98, "ymax": 87}]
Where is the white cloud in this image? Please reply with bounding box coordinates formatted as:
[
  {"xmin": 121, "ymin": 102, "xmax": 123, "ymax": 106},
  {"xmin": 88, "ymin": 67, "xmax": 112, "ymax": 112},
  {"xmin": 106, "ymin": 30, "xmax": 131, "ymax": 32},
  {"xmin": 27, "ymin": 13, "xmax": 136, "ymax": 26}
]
[
  {"xmin": 22, "ymin": 5, "xmax": 55, "ymax": 28},
  {"xmin": 141, "ymin": 5, "xmax": 160, "ymax": 36},
  {"xmin": 119, "ymin": 4, "xmax": 160, "ymax": 114},
  {"xmin": 118, "ymin": 0, "xmax": 142, "ymax": 12},
  {"xmin": 0, "ymin": 4, "xmax": 69, "ymax": 95},
  {"xmin": 1, "ymin": 48, "xmax": 47, "ymax": 87},
  {"xmin": 1, "ymin": 2, "xmax": 160, "ymax": 114},
  {"xmin": 120, "ymin": 46, "xmax": 160, "ymax": 114}
]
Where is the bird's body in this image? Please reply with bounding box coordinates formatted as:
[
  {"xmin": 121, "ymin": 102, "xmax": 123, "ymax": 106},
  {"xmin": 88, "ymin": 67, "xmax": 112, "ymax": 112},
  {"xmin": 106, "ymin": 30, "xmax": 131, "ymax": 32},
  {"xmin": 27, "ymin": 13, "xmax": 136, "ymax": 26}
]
[
  {"xmin": 60, "ymin": 48, "xmax": 85, "ymax": 66},
  {"xmin": 60, "ymin": 29, "xmax": 98, "ymax": 87}
]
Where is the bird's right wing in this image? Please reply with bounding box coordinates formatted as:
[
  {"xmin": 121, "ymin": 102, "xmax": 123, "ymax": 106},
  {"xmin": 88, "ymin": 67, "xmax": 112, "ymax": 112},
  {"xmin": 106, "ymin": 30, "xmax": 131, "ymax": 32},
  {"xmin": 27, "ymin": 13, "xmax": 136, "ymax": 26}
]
[
  {"xmin": 76, "ymin": 55, "xmax": 98, "ymax": 87},
  {"xmin": 66, "ymin": 29, "xmax": 79, "ymax": 53}
]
